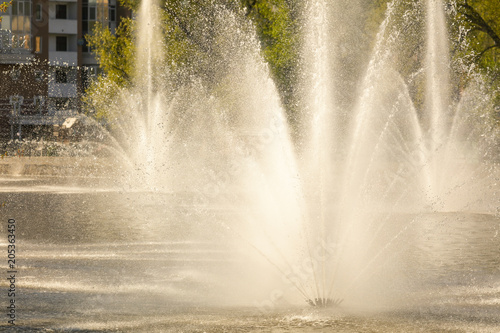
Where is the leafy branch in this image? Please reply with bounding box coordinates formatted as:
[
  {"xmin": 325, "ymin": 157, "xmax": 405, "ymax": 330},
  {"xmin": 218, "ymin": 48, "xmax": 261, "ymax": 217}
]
[
  {"xmin": 0, "ymin": 1, "xmax": 12, "ymax": 23},
  {"xmin": 459, "ymin": 0, "xmax": 500, "ymax": 59},
  {"xmin": 163, "ymin": 5, "xmax": 211, "ymax": 54}
]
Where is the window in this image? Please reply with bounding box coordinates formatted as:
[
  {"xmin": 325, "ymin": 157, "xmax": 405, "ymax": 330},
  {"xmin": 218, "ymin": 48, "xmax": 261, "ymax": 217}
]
[
  {"xmin": 3, "ymin": 0, "xmax": 32, "ymax": 51},
  {"xmin": 82, "ymin": 5, "xmax": 97, "ymax": 53},
  {"xmin": 55, "ymin": 69, "xmax": 68, "ymax": 83},
  {"xmin": 35, "ymin": 4, "xmax": 42, "ymax": 21},
  {"xmin": 108, "ymin": 5, "xmax": 116, "ymax": 30},
  {"xmin": 89, "ymin": 7, "xmax": 96, "ymax": 20},
  {"xmin": 34, "ymin": 36, "xmax": 41, "ymax": 53},
  {"xmin": 56, "ymin": 36, "xmax": 67, "ymax": 51},
  {"xmin": 82, "ymin": 6, "xmax": 88, "ymax": 20},
  {"xmin": 55, "ymin": 4, "xmax": 67, "ymax": 19},
  {"xmin": 109, "ymin": 6, "xmax": 115, "ymax": 22},
  {"xmin": 82, "ymin": 39, "xmax": 90, "ymax": 52},
  {"xmin": 15, "ymin": 1, "xmax": 30, "ymax": 15}
]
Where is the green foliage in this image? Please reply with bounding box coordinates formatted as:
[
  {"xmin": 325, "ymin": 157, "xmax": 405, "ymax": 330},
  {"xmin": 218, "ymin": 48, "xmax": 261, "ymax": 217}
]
[
  {"xmin": 242, "ymin": 0, "xmax": 297, "ymax": 75},
  {"xmin": 83, "ymin": 0, "xmax": 499, "ymax": 124},
  {"xmin": 452, "ymin": 0, "xmax": 500, "ymax": 112},
  {"xmin": 82, "ymin": 74, "xmax": 123, "ymax": 121},
  {"xmin": 86, "ymin": 18, "xmax": 135, "ymax": 86},
  {"xmin": 161, "ymin": 0, "xmax": 222, "ymax": 83},
  {"xmin": 0, "ymin": 1, "xmax": 10, "ymax": 12},
  {"xmin": 242, "ymin": 0, "xmax": 299, "ymax": 108},
  {"xmin": 119, "ymin": 0, "xmax": 138, "ymax": 11},
  {"xmin": 455, "ymin": 0, "xmax": 500, "ymax": 69},
  {"xmin": 0, "ymin": 1, "xmax": 12, "ymax": 23},
  {"xmin": 84, "ymin": 0, "xmax": 300, "ymax": 119},
  {"xmin": 83, "ymin": 17, "xmax": 134, "ymax": 119},
  {"xmin": 363, "ymin": 0, "xmax": 390, "ymax": 42}
]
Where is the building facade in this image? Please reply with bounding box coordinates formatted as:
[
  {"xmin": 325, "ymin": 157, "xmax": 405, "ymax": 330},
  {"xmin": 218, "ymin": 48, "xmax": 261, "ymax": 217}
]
[{"xmin": 0, "ymin": 0, "xmax": 128, "ymax": 139}]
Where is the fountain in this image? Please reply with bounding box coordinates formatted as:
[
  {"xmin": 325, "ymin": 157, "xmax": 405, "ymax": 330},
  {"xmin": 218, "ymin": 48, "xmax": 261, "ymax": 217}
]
[
  {"xmin": 90, "ymin": 0, "xmax": 499, "ymax": 312},
  {"xmin": 0, "ymin": 0, "xmax": 499, "ymax": 330}
]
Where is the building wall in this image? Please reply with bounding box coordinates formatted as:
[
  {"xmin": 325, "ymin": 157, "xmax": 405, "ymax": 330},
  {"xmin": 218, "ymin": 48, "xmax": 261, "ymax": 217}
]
[
  {"xmin": 0, "ymin": 0, "xmax": 129, "ymax": 139},
  {"xmin": 0, "ymin": 62, "xmax": 49, "ymax": 137},
  {"xmin": 32, "ymin": 0, "xmax": 50, "ymax": 62}
]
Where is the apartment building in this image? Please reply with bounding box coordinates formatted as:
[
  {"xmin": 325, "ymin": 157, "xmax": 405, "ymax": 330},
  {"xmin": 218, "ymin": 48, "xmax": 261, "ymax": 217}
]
[{"xmin": 0, "ymin": 0, "xmax": 128, "ymax": 139}]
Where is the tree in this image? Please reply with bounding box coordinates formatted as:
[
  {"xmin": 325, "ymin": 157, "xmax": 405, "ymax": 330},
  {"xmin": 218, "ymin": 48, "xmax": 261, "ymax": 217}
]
[
  {"xmin": 242, "ymin": 0, "xmax": 299, "ymax": 109},
  {"xmin": 83, "ymin": 0, "xmax": 499, "ymax": 124},
  {"xmin": 83, "ymin": 15, "xmax": 134, "ymax": 120},
  {"xmin": 84, "ymin": 0, "xmax": 301, "ymax": 121},
  {"xmin": 453, "ymin": 0, "xmax": 500, "ymax": 110},
  {"xmin": 457, "ymin": 0, "xmax": 500, "ymax": 62},
  {"xmin": 87, "ymin": 19, "xmax": 134, "ymax": 86}
]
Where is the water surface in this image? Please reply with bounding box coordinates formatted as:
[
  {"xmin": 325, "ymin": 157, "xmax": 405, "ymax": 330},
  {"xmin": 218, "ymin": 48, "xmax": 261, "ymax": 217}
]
[{"xmin": 0, "ymin": 176, "xmax": 499, "ymax": 332}]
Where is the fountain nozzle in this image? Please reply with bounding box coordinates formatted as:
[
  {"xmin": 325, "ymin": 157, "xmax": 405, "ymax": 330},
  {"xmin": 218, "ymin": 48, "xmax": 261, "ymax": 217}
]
[{"xmin": 306, "ymin": 297, "xmax": 343, "ymax": 307}]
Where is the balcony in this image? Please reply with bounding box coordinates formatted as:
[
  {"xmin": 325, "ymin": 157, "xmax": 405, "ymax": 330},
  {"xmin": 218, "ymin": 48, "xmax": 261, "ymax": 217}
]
[
  {"xmin": 48, "ymin": 82, "xmax": 77, "ymax": 98},
  {"xmin": 49, "ymin": 19, "xmax": 78, "ymax": 35},
  {"xmin": 49, "ymin": 51, "xmax": 77, "ymax": 66},
  {"xmin": 0, "ymin": 30, "xmax": 33, "ymax": 63}
]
